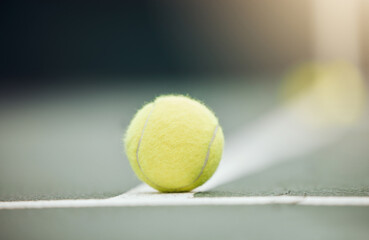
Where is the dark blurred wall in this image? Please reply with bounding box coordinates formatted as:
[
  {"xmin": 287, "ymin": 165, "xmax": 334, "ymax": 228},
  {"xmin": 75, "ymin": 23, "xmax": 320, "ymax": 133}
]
[
  {"xmin": 1, "ymin": 1, "xmax": 312, "ymax": 88},
  {"xmin": 0, "ymin": 1, "xmax": 179, "ymax": 78}
]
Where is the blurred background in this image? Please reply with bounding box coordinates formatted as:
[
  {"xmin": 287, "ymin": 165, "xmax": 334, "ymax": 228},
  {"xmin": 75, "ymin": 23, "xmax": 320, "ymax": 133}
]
[
  {"xmin": 0, "ymin": 0, "xmax": 368, "ymax": 200},
  {"xmin": 1, "ymin": 0, "xmax": 368, "ymax": 88}
]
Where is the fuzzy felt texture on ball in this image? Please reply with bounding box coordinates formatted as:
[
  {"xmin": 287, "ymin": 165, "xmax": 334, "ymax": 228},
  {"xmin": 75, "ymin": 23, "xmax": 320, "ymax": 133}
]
[{"xmin": 124, "ymin": 95, "xmax": 224, "ymax": 192}]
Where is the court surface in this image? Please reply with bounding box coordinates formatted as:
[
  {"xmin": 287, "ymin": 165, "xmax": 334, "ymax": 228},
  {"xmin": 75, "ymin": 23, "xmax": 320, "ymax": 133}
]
[{"xmin": 0, "ymin": 77, "xmax": 368, "ymax": 239}]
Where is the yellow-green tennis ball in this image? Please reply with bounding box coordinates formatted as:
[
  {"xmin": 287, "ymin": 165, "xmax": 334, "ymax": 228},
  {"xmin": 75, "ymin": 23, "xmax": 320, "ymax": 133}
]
[{"xmin": 124, "ymin": 95, "xmax": 224, "ymax": 192}]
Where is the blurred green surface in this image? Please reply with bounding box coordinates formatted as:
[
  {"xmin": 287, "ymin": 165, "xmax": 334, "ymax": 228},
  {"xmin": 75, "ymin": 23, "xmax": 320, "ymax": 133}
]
[
  {"xmin": 1, "ymin": 205, "xmax": 368, "ymax": 240},
  {"xmin": 0, "ymin": 77, "xmax": 368, "ymax": 240}
]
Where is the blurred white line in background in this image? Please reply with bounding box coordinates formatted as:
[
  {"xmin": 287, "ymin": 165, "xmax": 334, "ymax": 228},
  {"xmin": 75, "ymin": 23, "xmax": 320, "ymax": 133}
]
[{"xmin": 197, "ymin": 96, "xmax": 350, "ymax": 191}]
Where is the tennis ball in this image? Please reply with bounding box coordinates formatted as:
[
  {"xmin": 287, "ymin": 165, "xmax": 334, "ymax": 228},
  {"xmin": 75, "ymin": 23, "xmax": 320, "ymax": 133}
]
[{"xmin": 124, "ymin": 95, "xmax": 224, "ymax": 192}]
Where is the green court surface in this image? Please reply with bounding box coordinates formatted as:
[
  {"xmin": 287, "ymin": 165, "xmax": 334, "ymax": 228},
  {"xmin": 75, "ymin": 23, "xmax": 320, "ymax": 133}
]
[
  {"xmin": 1, "ymin": 206, "xmax": 369, "ymax": 240},
  {"xmin": 0, "ymin": 78, "xmax": 368, "ymax": 239}
]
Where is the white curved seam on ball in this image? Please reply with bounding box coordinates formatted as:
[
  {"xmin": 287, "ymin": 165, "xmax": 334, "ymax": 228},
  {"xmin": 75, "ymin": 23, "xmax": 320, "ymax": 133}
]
[
  {"xmin": 179, "ymin": 124, "xmax": 219, "ymax": 188},
  {"xmin": 136, "ymin": 102, "xmax": 164, "ymax": 190},
  {"xmin": 136, "ymin": 101, "xmax": 219, "ymax": 191}
]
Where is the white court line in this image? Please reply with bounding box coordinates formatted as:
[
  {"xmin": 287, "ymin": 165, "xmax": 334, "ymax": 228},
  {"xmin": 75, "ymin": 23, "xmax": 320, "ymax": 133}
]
[
  {"xmin": 2, "ymin": 183, "xmax": 369, "ymax": 209},
  {"xmin": 1, "ymin": 195, "xmax": 369, "ymax": 210},
  {"xmin": 1, "ymin": 184, "xmax": 369, "ymax": 209}
]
